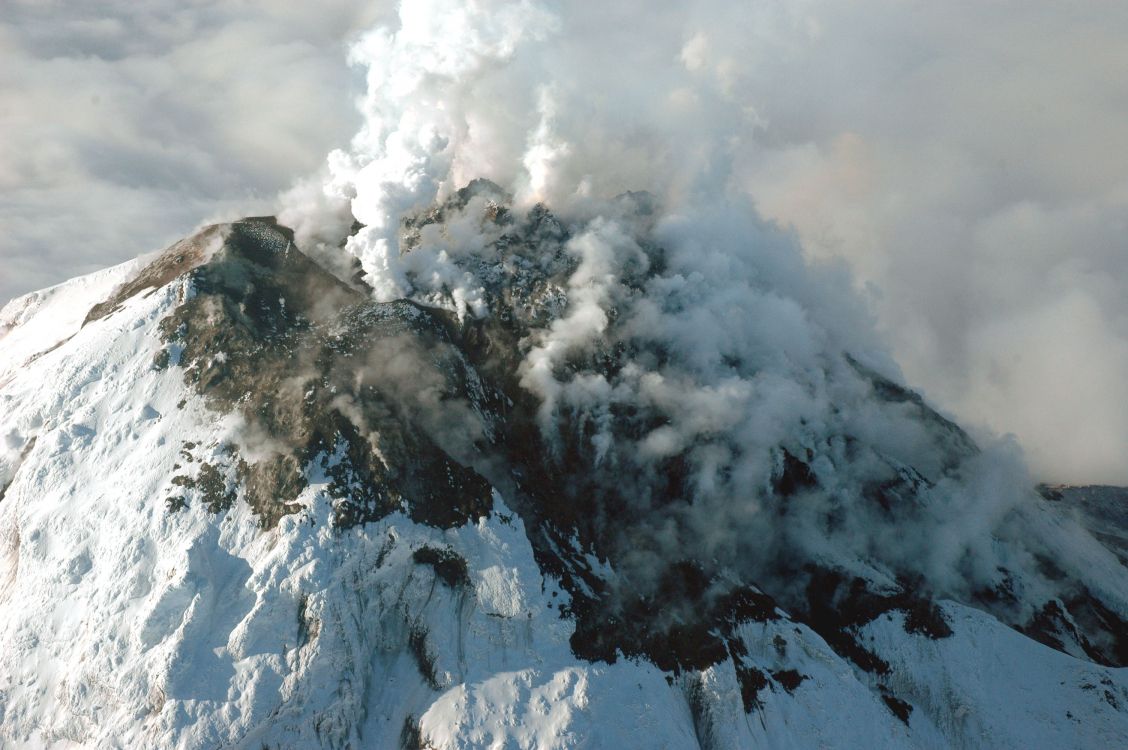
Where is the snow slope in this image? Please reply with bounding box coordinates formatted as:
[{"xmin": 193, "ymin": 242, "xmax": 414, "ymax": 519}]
[
  {"xmin": 0, "ymin": 258, "xmax": 142, "ymax": 381},
  {"xmin": 0, "ymin": 217, "xmax": 1126, "ymax": 749}
]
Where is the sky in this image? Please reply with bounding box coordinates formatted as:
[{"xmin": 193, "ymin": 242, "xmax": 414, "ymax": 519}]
[{"xmin": 3, "ymin": 0, "xmax": 1128, "ymax": 485}]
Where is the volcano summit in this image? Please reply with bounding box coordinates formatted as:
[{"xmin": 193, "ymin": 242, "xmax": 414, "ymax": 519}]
[{"xmin": 0, "ymin": 183, "xmax": 1126, "ymax": 748}]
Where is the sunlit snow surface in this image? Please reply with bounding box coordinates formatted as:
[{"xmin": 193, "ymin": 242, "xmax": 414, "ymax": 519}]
[{"xmin": 0, "ymin": 266, "xmax": 1126, "ymax": 748}]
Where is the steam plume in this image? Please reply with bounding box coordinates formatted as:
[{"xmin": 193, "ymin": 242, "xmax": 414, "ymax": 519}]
[{"xmin": 279, "ymin": 0, "xmax": 1128, "ymax": 617}]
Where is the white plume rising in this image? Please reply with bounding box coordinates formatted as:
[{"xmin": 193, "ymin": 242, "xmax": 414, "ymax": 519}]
[{"xmin": 280, "ymin": 0, "xmax": 1128, "ymax": 609}]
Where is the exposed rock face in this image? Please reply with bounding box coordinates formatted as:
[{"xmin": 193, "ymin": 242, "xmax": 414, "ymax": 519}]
[
  {"xmin": 151, "ymin": 218, "xmax": 494, "ymax": 531},
  {"xmin": 1, "ymin": 187, "xmax": 1127, "ymax": 748}
]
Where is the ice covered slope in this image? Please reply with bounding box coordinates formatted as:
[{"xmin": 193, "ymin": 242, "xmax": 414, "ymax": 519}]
[
  {"xmin": 1044, "ymin": 485, "xmax": 1128, "ymax": 565},
  {"xmin": 0, "ymin": 207, "xmax": 1126, "ymax": 749}
]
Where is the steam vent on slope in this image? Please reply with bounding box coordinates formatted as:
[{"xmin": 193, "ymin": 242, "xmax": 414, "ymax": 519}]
[{"xmin": 1, "ymin": 181, "xmax": 1127, "ymax": 748}]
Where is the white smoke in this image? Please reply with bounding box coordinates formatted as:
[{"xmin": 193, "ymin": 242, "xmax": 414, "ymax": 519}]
[
  {"xmin": 287, "ymin": 0, "xmax": 558, "ymax": 302},
  {"xmin": 270, "ymin": 0, "xmax": 1128, "ymax": 488},
  {"xmin": 9, "ymin": 1, "xmax": 1126, "ymax": 487},
  {"xmin": 281, "ymin": 1, "xmax": 823, "ymax": 294},
  {"xmin": 280, "ymin": 0, "xmax": 898, "ymax": 388},
  {"xmin": 273, "ymin": 0, "xmax": 1128, "ymax": 614}
]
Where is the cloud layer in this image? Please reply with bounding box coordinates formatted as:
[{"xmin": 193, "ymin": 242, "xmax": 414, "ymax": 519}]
[{"xmin": 0, "ymin": 0, "xmax": 382, "ymax": 303}]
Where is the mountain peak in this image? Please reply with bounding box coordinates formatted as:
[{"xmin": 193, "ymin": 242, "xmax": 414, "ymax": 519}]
[{"xmin": 1, "ymin": 188, "xmax": 1126, "ymax": 748}]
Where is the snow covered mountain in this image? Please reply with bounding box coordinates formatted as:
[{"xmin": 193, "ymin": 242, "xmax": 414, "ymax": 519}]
[{"xmin": 1, "ymin": 184, "xmax": 1127, "ymax": 749}]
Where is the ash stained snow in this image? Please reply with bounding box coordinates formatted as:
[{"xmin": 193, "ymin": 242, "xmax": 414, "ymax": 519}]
[
  {"xmin": 155, "ymin": 217, "xmax": 493, "ymax": 530},
  {"xmin": 117, "ymin": 188, "xmax": 1128, "ymax": 696}
]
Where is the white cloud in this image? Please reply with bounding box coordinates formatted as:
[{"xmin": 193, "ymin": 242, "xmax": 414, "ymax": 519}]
[{"xmin": 0, "ymin": 0, "xmax": 386, "ymax": 304}]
